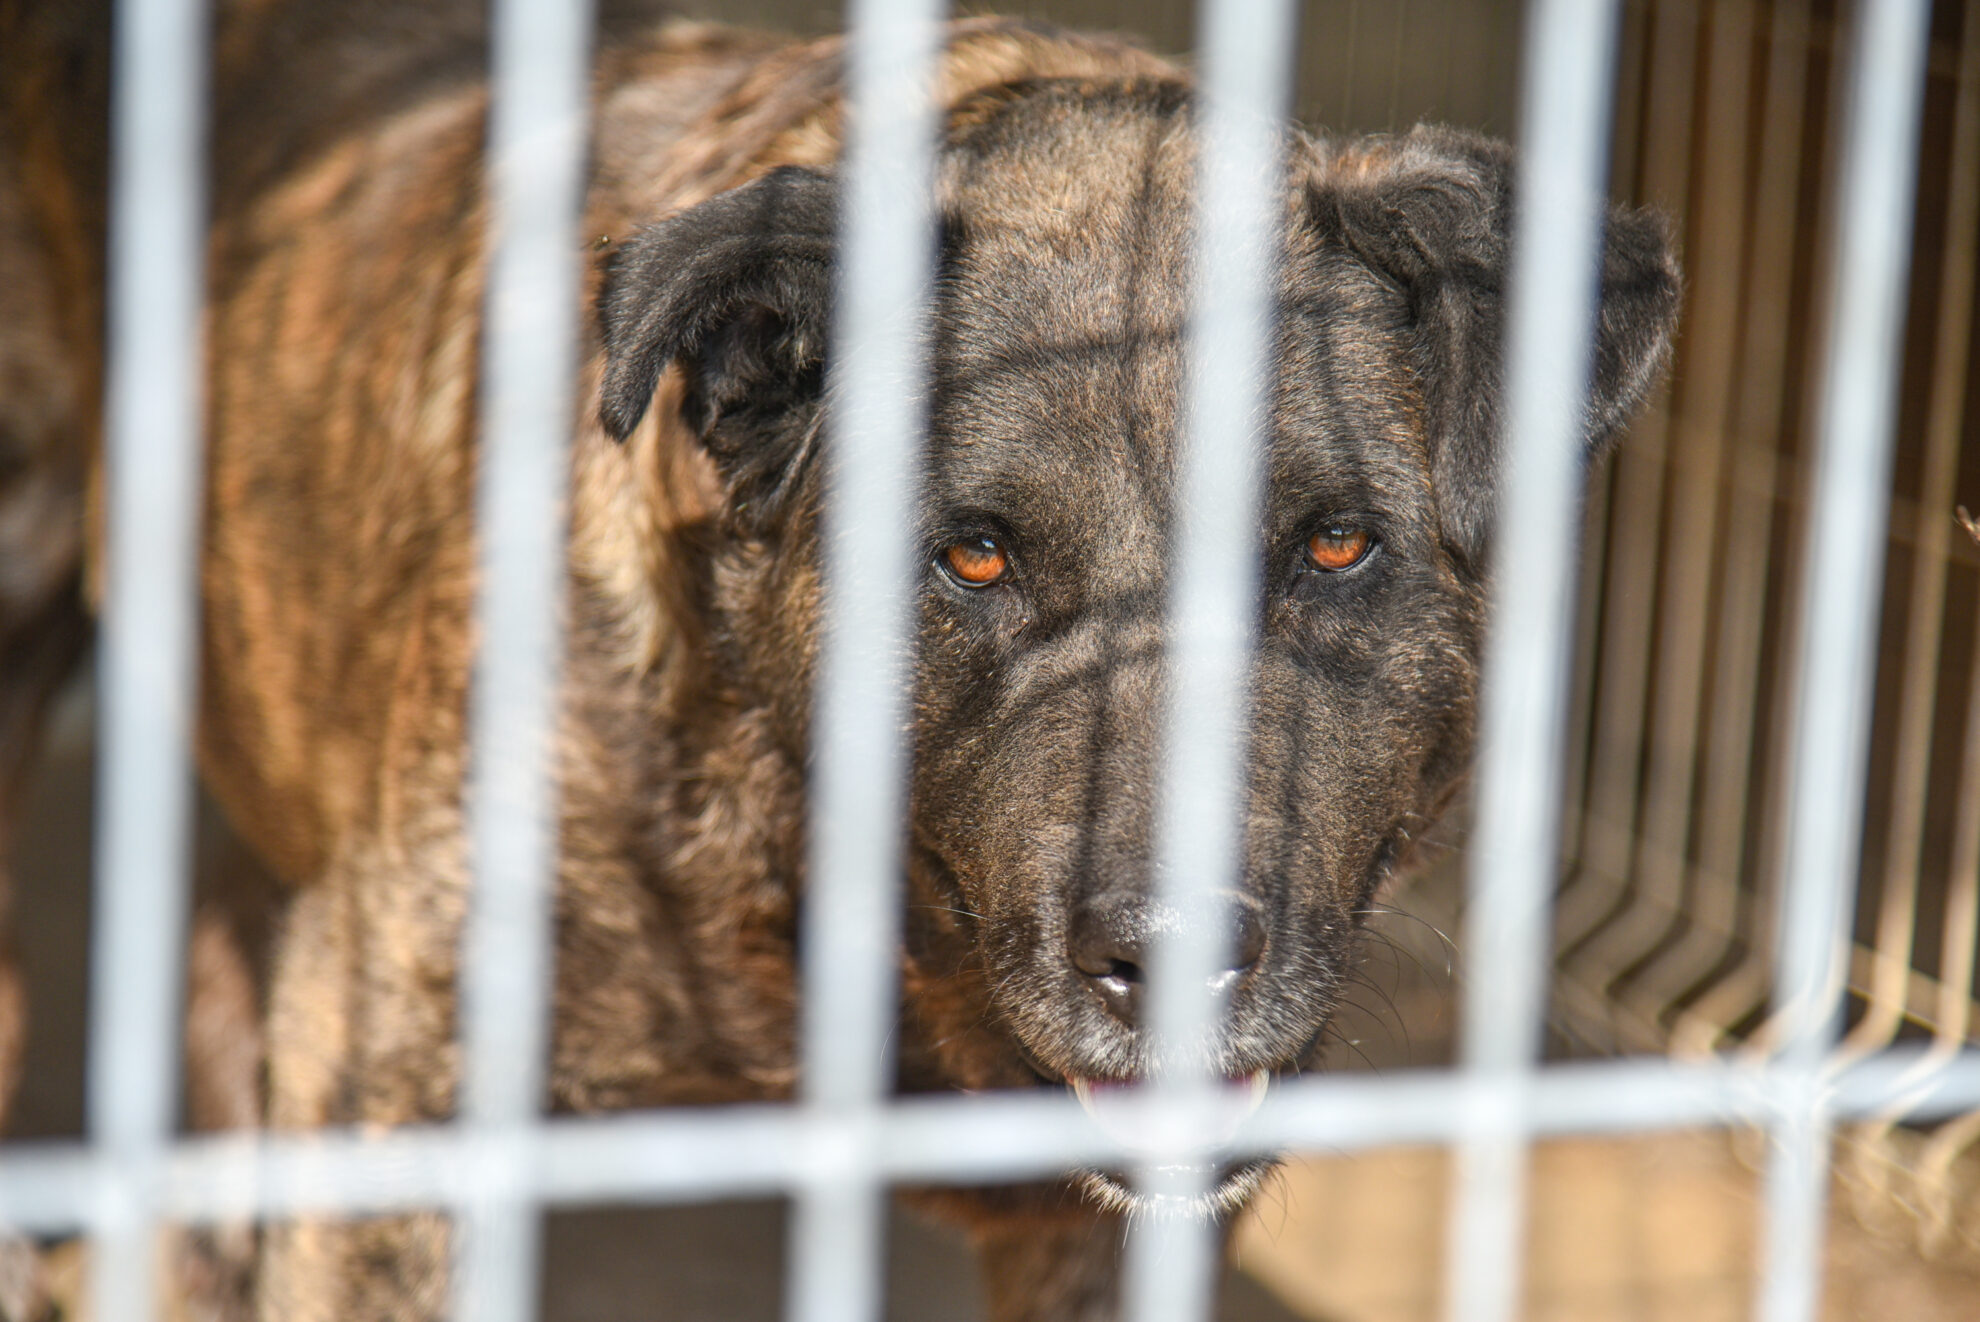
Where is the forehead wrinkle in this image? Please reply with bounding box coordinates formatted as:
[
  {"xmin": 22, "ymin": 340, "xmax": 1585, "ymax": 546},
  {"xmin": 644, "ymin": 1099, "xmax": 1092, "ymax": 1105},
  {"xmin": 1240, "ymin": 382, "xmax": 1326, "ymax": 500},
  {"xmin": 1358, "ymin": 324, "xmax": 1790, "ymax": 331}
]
[
  {"xmin": 1259, "ymin": 261, "xmax": 1432, "ymax": 521},
  {"xmin": 930, "ymin": 420, "xmax": 1158, "ymax": 548},
  {"xmin": 951, "ymin": 230, "xmax": 1188, "ymax": 325},
  {"xmin": 939, "ymin": 80, "xmax": 1197, "ymax": 253},
  {"xmin": 933, "ymin": 292, "xmax": 1183, "ymax": 478},
  {"xmin": 1266, "ymin": 405, "xmax": 1427, "ymax": 539},
  {"xmin": 935, "ymin": 82, "xmax": 1193, "ymax": 505}
]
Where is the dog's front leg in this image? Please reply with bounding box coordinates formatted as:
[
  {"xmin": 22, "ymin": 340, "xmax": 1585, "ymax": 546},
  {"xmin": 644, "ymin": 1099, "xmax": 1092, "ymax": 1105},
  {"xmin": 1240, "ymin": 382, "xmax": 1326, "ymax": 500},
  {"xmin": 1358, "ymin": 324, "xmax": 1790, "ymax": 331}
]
[{"xmin": 256, "ymin": 836, "xmax": 464, "ymax": 1322}]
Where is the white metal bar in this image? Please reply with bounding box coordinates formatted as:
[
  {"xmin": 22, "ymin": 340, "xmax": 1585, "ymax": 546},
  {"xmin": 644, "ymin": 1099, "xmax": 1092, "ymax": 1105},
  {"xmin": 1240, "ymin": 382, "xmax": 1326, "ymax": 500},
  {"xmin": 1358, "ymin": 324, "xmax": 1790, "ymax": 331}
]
[
  {"xmin": 1842, "ymin": 0, "xmax": 1980, "ymax": 1192},
  {"xmin": 805, "ymin": 0, "xmax": 943, "ymax": 1120},
  {"xmin": 1130, "ymin": 1, "xmax": 1297, "ymax": 1320},
  {"xmin": 8, "ymin": 1051, "xmax": 1980, "ymax": 1236},
  {"xmin": 457, "ymin": 0, "xmax": 596, "ymax": 1316},
  {"xmin": 88, "ymin": 0, "xmax": 211, "ymax": 1316},
  {"xmin": 1843, "ymin": 0, "xmax": 1980, "ymax": 1061},
  {"xmin": 791, "ymin": 0, "xmax": 945, "ymax": 1318},
  {"xmin": 1757, "ymin": 2, "xmax": 1933, "ymax": 1320},
  {"xmin": 1446, "ymin": 3, "xmax": 1620, "ymax": 1322}
]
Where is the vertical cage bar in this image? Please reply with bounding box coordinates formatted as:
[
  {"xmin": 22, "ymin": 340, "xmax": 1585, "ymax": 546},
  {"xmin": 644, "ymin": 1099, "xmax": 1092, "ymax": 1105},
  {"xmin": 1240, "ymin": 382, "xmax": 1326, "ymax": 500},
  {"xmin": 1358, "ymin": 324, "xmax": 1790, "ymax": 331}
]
[
  {"xmin": 87, "ymin": 0, "xmax": 210, "ymax": 1316},
  {"xmin": 1757, "ymin": 2, "xmax": 1932, "ymax": 1321},
  {"xmin": 1445, "ymin": 4, "xmax": 1621, "ymax": 1322},
  {"xmin": 789, "ymin": 0, "xmax": 944, "ymax": 1319},
  {"xmin": 1845, "ymin": 0, "xmax": 1980, "ymax": 1075},
  {"xmin": 455, "ymin": 0, "xmax": 595, "ymax": 1316},
  {"xmin": 1129, "ymin": 0, "xmax": 1297, "ymax": 1315}
]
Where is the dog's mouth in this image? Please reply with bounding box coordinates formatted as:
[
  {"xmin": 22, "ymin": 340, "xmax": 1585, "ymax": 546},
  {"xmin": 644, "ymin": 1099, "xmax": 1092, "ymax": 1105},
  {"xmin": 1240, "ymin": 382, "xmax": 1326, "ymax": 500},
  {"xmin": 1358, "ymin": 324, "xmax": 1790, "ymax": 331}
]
[{"xmin": 1060, "ymin": 1070, "xmax": 1275, "ymax": 1219}]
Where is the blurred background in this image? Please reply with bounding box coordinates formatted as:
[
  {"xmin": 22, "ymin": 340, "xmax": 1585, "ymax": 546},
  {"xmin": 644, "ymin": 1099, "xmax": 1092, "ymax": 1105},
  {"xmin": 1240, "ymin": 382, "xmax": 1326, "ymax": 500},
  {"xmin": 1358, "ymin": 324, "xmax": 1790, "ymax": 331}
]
[{"xmin": 10, "ymin": 0, "xmax": 1980, "ymax": 1318}]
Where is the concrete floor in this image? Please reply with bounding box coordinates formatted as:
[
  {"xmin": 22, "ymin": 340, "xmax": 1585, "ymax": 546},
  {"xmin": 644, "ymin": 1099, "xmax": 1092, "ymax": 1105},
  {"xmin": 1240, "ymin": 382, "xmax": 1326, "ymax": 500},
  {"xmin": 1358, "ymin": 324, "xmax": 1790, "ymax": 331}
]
[{"xmin": 542, "ymin": 1201, "xmax": 1302, "ymax": 1322}]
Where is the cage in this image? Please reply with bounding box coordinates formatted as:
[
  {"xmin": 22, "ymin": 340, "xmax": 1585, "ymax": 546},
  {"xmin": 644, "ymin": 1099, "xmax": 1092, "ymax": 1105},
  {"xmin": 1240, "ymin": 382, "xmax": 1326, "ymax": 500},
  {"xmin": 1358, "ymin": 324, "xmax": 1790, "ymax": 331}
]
[{"xmin": 0, "ymin": 1, "xmax": 1975, "ymax": 1320}]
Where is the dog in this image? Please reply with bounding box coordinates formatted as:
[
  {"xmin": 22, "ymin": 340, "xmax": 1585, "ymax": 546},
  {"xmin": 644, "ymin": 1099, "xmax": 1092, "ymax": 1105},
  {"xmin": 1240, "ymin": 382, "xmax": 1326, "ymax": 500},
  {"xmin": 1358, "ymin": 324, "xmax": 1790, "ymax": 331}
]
[{"xmin": 0, "ymin": 5, "xmax": 1679, "ymax": 1318}]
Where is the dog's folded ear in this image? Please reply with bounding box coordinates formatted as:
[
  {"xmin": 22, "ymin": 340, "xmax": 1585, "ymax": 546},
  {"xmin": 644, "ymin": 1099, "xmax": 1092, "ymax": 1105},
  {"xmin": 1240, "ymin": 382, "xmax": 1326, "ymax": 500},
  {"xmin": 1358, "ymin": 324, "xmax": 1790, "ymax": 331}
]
[
  {"xmin": 598, "ymin": 165, "xmax": 836, "ymax": 494},
  {"xmin": 1314, "ymin": 126, "xmax": 1680, "ymax": 570}
]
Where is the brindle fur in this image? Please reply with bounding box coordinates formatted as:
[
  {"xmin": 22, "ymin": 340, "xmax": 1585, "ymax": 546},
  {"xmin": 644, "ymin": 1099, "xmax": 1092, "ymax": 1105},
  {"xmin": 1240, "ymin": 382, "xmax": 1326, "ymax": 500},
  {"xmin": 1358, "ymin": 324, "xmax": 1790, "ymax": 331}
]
[{"xmin": 0, "ymin": 5, "xmax": 1679, "ymax": 1319}]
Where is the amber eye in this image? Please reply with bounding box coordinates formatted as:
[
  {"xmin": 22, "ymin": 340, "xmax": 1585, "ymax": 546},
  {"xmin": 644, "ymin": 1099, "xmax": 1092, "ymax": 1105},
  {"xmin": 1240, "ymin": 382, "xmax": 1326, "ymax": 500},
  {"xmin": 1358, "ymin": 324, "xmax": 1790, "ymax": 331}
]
[
  {"xmin": 940, "ymin": 536, "xmax": 1010, "ymax": 587},
  {"xmin": 1306, "ymin": 525, "xmax": 1372, "ymax": 572}
]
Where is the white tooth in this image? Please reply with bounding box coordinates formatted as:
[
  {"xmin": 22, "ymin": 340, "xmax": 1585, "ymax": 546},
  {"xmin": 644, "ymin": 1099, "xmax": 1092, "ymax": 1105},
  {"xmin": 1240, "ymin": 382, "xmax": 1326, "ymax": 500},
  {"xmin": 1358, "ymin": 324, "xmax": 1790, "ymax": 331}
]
[
  {"xmin": 1245, "ymin": 1069, "xmax": 1269, "ymax": 1113},
  {"xmin": 1072, "ymin": 1077, "xmax": 1146, "ymax": 1150}
]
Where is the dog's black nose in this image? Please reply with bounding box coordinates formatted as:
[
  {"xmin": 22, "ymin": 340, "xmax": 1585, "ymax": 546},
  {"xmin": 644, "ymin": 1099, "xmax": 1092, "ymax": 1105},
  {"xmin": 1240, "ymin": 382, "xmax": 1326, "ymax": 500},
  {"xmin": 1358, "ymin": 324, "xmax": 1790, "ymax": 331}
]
[{"xmin": 1069, "ymin": 897, "xmax": 1265, "ymax": 1024}]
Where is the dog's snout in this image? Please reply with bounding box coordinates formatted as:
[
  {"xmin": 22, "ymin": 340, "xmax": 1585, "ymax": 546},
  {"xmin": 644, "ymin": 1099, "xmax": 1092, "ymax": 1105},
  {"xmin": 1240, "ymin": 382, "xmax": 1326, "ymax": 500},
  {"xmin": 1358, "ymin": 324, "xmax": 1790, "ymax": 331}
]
[{"xmin": 1069, "ymin": 896, "xmax": 1264, "ymax": 1024}]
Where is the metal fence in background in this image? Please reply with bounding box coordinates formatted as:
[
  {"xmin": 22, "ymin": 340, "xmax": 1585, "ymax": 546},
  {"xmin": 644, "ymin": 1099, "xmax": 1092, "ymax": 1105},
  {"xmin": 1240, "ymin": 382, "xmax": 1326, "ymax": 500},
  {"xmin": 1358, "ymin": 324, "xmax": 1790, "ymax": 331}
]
[
  {"xmin": 0, "ymin": 2, "xmax": 1973, "ymax": 1322},
  {"xmin": 1538, "ymin": 0, "xmax": 1980, "ymax": 1277}
]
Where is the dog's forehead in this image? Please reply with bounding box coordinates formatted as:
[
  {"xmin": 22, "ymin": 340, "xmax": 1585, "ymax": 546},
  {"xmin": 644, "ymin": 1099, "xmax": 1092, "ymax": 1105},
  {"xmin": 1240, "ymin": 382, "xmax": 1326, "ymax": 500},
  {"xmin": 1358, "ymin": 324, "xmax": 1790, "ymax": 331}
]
[
  {"xmin": 939, "ymin": 79, "xmax": 1198, "ymax": 257},
  {"xmin": 927, "ymin": 92, "xmax": 1193, "ymax": 537},
  {"xmin": 922, "ymin": 82, "xmax": 1434, "ymax": 547},
  {"xmin": 934, "ymin": 80, "xmax": 1196, "ymax": 346},
  {"xmin": 925, "ymin": 261, "xmax": 1432, "ymax": 534}
]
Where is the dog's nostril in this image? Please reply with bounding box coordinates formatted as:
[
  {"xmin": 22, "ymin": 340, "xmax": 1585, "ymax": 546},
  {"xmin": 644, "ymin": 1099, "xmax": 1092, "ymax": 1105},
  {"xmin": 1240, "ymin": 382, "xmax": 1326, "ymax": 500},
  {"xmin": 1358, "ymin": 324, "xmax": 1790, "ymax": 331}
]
[
  {"xmin": 1072, "ymin": 940, "xmax": 1145, "ymax": 982},
  {"xmin": 1233, "ymin": 906, "xmax": 1265, "ymax": 972},
  {"xmin": 1070, "ymin": 896, "xmax": 1262, "ymax": 1024},
  {"xmin": 1070, "ymin": 907, "xmax": 1147, "ymax": 1023}
]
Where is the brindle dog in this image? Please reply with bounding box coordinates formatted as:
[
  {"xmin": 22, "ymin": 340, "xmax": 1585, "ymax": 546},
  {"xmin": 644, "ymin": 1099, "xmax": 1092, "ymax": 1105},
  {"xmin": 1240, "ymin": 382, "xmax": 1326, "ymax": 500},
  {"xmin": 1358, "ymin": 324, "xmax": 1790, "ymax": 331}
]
[{"xmin": 0, "ymin": 5, "xmax": 1679, "ymax": 1319}]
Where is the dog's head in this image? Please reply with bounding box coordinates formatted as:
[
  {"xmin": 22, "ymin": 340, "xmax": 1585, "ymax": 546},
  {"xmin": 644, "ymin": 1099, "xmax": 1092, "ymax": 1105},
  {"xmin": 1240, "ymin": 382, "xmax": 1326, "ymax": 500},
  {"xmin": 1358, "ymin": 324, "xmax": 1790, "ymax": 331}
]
[{"xmin": 598, "ymin": 80, "xmax": 1678, "ymax": 1213}]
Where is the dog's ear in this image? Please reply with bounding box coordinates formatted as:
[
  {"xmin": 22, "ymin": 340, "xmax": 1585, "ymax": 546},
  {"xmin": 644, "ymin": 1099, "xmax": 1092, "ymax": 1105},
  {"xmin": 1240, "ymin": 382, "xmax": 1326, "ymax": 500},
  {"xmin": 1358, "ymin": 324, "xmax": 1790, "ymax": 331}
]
[
  {"xmin": 598, "ymin": 166, "xmax": 836, "ymax": 506},
  {"xmin": 1314, "ymin": 126, "xmax": 1679, "ymax": 570}
]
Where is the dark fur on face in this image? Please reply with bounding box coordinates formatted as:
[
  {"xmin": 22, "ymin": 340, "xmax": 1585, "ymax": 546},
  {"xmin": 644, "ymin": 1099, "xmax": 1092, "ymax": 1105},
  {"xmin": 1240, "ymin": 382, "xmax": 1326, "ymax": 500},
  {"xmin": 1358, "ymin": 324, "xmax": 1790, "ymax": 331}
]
[{"xmin": 599, "ymin": 78, "xmax": 1678, "ymax": 1201}]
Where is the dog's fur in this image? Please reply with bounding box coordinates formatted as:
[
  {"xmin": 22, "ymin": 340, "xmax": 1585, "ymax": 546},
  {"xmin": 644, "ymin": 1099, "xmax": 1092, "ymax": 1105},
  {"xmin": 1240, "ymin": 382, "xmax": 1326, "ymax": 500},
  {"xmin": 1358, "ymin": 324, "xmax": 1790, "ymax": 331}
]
[{"xmin": 0, "ymin": 6, "xmax": 1679, "ymax": 1319}]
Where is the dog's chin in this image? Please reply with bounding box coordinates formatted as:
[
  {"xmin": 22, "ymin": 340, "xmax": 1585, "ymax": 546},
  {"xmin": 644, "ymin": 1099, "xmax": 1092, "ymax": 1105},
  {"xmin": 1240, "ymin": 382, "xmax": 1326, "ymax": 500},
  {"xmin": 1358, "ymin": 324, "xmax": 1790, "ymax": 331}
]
[
  {"xmin": 1075, "ymin": 1157, "xmax": 1276, "ymax": 1221},
  {"xmin": 1045, "ymin": 1069, "xmax": 1277, "ymax": 1220}
]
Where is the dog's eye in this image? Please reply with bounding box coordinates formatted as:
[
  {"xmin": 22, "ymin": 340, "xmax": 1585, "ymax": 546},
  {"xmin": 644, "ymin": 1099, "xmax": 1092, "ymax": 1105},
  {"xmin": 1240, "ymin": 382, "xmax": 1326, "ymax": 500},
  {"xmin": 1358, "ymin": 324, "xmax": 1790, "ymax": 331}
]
[
  {"xmin": 1306, "ymin": 525, "xmax": 1373, "ymax": 572},
  {"xmin": 939, "ymin": 536, "xmax": 1010, "ymax": 587}
]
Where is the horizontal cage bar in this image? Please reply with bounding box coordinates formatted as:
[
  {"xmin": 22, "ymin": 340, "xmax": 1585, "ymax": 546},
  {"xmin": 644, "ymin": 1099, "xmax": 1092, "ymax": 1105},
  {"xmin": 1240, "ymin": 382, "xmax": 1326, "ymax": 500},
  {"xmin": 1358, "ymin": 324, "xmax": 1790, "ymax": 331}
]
[{"xmin": 0, "ymin": 1051, "xmax": 1975, "ymax": 1238}]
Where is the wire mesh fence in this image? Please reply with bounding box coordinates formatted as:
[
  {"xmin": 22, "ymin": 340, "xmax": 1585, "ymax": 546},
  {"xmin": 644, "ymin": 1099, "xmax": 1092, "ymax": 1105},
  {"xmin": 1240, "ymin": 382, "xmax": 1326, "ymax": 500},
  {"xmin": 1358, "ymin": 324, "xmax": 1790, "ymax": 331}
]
[{"xmin": 0, "ymin": 0, "xmax": 1976, "ymax": 1320}]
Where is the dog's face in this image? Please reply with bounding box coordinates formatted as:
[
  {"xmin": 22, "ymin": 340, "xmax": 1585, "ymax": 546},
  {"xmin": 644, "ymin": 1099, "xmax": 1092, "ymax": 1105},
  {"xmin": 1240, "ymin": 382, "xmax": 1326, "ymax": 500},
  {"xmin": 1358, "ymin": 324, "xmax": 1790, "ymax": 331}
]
[{"xmin": 599, "ymin": 80, "xmax": 1678, "ymax": 1211}]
